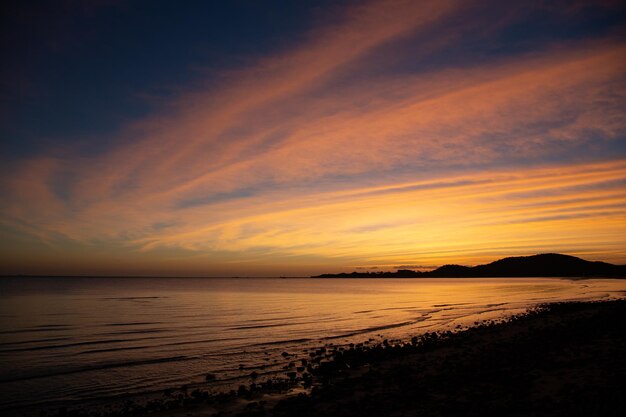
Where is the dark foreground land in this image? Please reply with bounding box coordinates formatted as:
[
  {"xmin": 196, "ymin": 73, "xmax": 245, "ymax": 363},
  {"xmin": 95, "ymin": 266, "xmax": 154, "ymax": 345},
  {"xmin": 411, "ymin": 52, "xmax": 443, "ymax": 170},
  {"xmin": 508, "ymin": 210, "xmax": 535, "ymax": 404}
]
[
  {"xmin": 266, "ymin": 299, "xmax": 626, "ymax": 417},
  {"xmin": 46, "ymin": 299, "xmax": 626, "ymax": 417}
]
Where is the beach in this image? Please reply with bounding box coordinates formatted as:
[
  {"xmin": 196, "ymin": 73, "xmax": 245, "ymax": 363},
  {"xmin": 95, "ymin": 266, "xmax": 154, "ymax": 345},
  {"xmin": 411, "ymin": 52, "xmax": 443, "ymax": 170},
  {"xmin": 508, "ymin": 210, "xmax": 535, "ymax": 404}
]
[
  {"xmin": 32, "ymin": 298, "xmax": 626, "ymax": 417},
  {"xmin": 5, "ymin": 276, "xmax": 626, "ymax": 416},
  {"xmin": 267, "ymin": 299, "xmax": 626, "ymax": 417}
]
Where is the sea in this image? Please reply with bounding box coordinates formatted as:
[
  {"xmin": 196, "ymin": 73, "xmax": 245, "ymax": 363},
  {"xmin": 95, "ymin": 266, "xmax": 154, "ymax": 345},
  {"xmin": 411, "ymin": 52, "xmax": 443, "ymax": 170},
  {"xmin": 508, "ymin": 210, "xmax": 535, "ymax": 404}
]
[{"xmin": 1, "ymin": 276, "xmax": 625, "ymax": 415}]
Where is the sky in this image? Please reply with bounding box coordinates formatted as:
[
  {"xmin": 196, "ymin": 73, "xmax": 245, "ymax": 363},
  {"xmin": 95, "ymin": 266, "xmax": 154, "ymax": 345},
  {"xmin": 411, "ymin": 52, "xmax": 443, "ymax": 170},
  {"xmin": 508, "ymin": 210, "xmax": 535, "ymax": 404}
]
[{"xmin": 1, "ymin": 0, "xmax": 625, "ymax": 276}]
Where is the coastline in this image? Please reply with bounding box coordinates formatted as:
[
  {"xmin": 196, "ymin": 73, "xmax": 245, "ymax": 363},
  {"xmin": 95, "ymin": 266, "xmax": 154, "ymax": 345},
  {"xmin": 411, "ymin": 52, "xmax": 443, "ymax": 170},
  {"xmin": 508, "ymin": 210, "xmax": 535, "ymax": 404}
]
[
  {"xmin": 35, "ymin": 298, "xmax": 626, "ymax": 417},
  {"xmin": 268, "ymin": 299, "xmax": 626, "ymax": 417},
  {"xmin": 312, "ymin": 254, "xmax": 626, "ymax": 279}
]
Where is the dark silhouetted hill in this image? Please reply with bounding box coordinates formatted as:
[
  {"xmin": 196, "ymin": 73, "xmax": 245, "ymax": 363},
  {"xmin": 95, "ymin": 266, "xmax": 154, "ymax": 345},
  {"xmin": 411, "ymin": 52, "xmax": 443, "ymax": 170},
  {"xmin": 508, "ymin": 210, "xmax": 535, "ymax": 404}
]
[{"xmin": 313, "ymin": 253, "xmax": 626, "ymax": 278}]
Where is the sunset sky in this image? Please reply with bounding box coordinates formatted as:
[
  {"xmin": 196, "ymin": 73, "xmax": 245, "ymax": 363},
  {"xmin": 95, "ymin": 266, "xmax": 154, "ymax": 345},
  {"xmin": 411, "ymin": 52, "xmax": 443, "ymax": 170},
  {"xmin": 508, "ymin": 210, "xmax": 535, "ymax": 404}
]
[{"xmin": 1, "ymin": 0, "xmax": 625, "ymax": 276}]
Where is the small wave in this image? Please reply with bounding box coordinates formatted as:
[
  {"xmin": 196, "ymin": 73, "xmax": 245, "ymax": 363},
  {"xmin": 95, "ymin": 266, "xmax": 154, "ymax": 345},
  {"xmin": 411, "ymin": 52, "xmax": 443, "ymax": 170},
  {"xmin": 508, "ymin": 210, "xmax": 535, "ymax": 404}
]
[
  {"xmin": 242, "ymin": 314, "xmax": 311, "ymax": 323},
  {"xmin": 0, "ymin": 337, "xmax": 71, "ymax": 347},
  {"xmin": 432, "ymin": 303, "xmax": 472, "ymax": 307},
  {"xmin": 0, "ymin": 334, "xmax": 173, "ymax": 353},
  {"xmin": 354, "ymin": 307, "xmax": 425, "ymax": 314},
  {"xmin": 0, "ymin": 326, "xmax": 73, "ymax": 335},
  {"xmin": 0, "ymin": 355, "xmax": 190, "ymax": 383},
  {"xmin": 102, "ymin": 296, "xmax": 163, "ymax": 301},
  {"xmin": 77, "ymin": 345, "xmax": 148, "ymax": 355},
  {"xmin": 251, "ymin": 338, "xmax": 313, "ymax": 346},
  {"xmin": 0, "ymin": 338, "xmax": 135, "ymax": 353},
  {"xmin": 76, "ymin": 334, "xmax": 255, "ymax": 355},
  {"xmin": 322, "ymin": 317, "xmax": 430, "ymax": 340},
  {"xmin": 94, "ymin": 328, "xmax": 166, "ymax": 336},
  {"xmin": 227, "ymin": 319, "xmax": 320, "ymax": 331},
  {"xmin": 104, "ymin": 322, "xmax": 162, "ymax": 327}
]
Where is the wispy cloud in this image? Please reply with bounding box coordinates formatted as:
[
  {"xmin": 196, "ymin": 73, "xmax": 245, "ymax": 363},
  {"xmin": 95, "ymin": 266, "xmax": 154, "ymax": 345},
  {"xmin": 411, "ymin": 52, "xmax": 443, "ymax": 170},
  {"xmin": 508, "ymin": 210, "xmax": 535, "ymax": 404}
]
[{"xmin": 1, "ymin": 0, "xmax": 625, "ymax": 274}]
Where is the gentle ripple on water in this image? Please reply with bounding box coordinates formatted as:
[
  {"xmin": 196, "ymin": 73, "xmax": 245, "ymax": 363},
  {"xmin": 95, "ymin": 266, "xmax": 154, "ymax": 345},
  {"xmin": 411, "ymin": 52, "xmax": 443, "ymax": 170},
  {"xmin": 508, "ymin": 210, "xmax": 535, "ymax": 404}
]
[{"xmin": 0, "ymin": 276, "xmax": 625, "ymax": 413}]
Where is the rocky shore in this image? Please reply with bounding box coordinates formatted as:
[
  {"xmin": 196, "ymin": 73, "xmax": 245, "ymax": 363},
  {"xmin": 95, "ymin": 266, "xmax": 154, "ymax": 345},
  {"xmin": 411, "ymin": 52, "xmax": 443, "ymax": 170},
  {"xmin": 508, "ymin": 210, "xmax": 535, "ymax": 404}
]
[{"xmin": 42, "ymin": 299, "xmax": 626, "ymax": 417}]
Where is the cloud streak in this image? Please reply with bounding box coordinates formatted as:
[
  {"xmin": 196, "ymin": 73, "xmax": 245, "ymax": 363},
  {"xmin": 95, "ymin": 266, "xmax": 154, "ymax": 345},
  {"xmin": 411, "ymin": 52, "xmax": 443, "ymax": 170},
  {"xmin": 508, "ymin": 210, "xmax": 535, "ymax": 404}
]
[{"xmin": 1, "ymin": 0, "xmax": 625, "ymax": 275}]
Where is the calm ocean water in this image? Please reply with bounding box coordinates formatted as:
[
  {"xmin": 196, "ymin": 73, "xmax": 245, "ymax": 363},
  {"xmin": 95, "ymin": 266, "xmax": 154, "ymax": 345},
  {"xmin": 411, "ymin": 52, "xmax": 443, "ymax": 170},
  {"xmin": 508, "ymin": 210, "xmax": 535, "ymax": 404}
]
[{"xmin": 1, "ymin": 277, "xmax": 625, "ymax": 414}]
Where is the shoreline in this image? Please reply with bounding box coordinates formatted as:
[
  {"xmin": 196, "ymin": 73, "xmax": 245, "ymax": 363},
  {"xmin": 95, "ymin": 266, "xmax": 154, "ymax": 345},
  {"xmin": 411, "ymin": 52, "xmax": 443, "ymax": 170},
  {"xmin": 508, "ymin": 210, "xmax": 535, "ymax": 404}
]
[{"xmin": 30, "ymin": 297, "xmax": 626, "ymax": 417}]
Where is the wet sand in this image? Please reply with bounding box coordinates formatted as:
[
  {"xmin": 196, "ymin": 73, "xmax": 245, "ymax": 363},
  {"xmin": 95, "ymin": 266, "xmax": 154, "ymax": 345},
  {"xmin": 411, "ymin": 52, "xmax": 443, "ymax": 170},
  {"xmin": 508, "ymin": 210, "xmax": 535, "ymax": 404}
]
[{"xmin": 43, "ymin": 299, "xmax": 626, "ymax": 417}]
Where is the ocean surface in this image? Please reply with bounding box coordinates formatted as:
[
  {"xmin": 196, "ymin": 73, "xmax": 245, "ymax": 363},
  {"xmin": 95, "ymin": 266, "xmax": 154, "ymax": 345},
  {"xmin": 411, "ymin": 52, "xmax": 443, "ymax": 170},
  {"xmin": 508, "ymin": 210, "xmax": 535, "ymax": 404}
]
[{"xmin": 1, "ymin": 276, "xmax": 625, "ymax": 414}]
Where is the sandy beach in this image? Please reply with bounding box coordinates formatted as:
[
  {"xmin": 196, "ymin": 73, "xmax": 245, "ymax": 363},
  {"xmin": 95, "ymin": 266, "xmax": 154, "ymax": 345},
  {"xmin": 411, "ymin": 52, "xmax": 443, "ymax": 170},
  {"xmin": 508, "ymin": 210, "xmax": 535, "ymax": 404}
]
[{"xmin": 40, "ymin": 298, "xmax": 626, "ymax": 417}]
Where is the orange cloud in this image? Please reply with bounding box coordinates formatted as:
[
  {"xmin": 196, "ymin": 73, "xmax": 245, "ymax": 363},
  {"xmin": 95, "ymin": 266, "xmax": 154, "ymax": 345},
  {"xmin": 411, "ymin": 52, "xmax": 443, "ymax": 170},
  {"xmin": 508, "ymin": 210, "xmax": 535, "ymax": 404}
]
[{"xmin": 1, "ymin": 0, "xmax": 625, "ymax": 275}]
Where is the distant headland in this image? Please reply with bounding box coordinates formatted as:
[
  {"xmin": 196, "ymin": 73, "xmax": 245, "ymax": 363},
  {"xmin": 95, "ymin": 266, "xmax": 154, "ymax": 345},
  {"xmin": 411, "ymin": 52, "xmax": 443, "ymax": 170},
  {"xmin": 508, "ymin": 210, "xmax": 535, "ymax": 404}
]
[{"xmin": 312, "ymin": 253, "xmax": 626, "ymax": 278}]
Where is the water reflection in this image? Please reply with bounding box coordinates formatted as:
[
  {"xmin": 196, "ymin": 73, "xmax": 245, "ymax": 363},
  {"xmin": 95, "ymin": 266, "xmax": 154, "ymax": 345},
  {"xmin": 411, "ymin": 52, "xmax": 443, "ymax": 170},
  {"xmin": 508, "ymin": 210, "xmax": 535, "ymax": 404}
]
[{"xmin": 0, "ymin": 277, "xmax": 624, "ymax": 412}]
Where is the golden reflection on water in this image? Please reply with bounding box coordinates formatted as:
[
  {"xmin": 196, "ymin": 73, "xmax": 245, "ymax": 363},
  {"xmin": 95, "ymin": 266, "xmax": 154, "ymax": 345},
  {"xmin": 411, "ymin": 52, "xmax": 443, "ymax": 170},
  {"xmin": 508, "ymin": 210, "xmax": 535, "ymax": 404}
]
[{"xmin": 0, "ymin": 277, "xmax": 625, "ymax": 412}]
